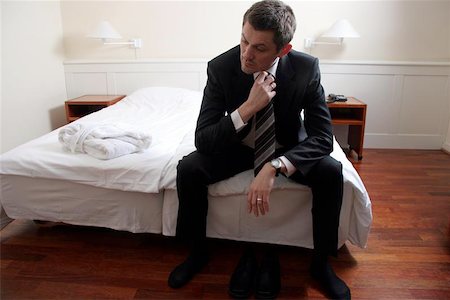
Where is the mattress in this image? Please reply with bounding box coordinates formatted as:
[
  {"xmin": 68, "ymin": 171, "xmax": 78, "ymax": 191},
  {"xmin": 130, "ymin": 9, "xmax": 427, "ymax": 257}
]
[
  {"xmin": 1, "ymin": 171, "xmax": 369, "ymax": 249},
  {"xmin": 0, "ymin": 87, "xmax": 202, "ymax": 193},
  {"xmin": 163, "ymin": 163, "xmax": 368, "ymax": 249},
  {"xmin": 1, "ymin": 175, "xmax": 163, "ymax": 234}
]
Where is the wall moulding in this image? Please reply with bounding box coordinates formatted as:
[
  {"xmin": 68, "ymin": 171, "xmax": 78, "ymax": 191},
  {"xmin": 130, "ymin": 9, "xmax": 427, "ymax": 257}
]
[{"xmin": 64, "ymin": 60, "xmax": 450, "ymax": 150}]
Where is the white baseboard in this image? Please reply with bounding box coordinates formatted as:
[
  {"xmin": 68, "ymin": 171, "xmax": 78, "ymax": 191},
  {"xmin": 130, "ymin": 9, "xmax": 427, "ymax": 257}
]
[
  {"xmin": 364, "ymin": 133, "xmax": 444, "ymax": 149},
  {"xmin": 442, "ymin": 142, "xmax": 450, "ymax": 154}
]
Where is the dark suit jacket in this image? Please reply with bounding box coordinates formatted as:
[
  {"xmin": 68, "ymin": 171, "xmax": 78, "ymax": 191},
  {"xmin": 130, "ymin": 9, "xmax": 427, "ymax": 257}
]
[{"xmin": 195, "ymin": 45, "xmax": 333, "ymax": 176}]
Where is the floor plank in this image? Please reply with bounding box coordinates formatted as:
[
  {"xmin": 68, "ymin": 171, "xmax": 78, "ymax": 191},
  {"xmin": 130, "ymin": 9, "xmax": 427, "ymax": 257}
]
[{"xmin": 1, "ymin": 149, "xmax": 449, "ymax": 299}]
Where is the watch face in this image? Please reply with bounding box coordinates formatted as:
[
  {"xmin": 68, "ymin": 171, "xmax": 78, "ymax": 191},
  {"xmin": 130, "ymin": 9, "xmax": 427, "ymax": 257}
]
[{"xmin": 271, "ymin": 159, "xmax": 281, "ymax": 169}]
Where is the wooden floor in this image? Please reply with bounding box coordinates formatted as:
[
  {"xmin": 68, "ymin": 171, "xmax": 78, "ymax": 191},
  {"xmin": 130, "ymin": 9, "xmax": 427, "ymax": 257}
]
[{"xmin": 1, "ymin": 149, "xmax": 449, "ymax": 299}]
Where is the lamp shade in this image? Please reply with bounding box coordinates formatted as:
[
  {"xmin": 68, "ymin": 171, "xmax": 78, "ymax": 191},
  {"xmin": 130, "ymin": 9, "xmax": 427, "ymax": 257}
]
[
  {"xmin": 87, "ymin": 21, "xmax": 122, "ymax": 40},
  {"xmin": 321, "ymin": 19, "xmax": 360, "ymax": 38}
]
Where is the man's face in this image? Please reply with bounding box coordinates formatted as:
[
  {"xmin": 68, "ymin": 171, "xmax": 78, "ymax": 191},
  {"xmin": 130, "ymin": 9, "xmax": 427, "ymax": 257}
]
[{"xmin": 240, "ymin": 22, "xmax": 282, "ymax": 75}]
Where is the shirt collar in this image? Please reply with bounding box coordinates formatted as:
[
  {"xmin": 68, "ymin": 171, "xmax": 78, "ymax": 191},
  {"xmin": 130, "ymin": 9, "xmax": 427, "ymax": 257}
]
[{"xmin": 253, "ymin": 57, "xmax": 279, "ymax": 80}]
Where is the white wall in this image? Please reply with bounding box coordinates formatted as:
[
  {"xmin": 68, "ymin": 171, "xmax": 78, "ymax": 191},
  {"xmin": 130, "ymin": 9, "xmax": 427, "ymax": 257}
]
[
  {"xmin": 0, "ymin": 1, "xmax": 3, "ymax": 153},
  {"xmin": 61, "ymin": 0, "xmax": 450, "ymax": 61},
  {"xmin": 444, "ymin": 117, "xmax": 450, "ymax": 153},
  {"xmin": 1, "ymin": 1, "xmax": 67, "ymax": 153},
  {"xmin": 1, "ymin": 0, "xmax": 449, "ymax": 152},
  {"xmin": 60, "ymin": 0, "xmax": 450, "ymax": 149},
  {"xmin": 0, "ymin": 0, "xmax": 11, "ymax": 229}
]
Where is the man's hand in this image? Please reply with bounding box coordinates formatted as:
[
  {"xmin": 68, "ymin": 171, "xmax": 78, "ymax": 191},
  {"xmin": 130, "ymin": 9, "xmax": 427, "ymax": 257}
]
[
  {"xmin": 248, "ymin": 162, "xmax": 276, "ymax": 217},
  {"xmin": 238, "ymin": 72, "xmax": 276, "ymax": 123}
]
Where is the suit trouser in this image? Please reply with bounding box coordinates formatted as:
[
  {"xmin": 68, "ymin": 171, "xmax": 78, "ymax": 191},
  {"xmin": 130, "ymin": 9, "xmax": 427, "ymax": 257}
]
[{"xmin": 175, "ymin": 144, "xmax": 343, "ymax": 257}]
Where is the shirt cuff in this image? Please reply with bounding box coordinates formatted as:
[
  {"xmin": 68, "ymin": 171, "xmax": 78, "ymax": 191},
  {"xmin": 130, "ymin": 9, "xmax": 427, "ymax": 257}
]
[
  {"xmin": 279, "ymin": 156, "xmax": 296, "ymax": 177},
  {"xmin": 230, "ymin": 109, "xmax": 247, "ymax": 132}
]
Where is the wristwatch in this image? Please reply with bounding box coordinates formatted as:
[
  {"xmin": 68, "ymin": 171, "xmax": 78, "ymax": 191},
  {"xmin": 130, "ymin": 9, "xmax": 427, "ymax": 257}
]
[{"xmin": 270, "ymin": 158, "xmax": 283, "ymax": 177}]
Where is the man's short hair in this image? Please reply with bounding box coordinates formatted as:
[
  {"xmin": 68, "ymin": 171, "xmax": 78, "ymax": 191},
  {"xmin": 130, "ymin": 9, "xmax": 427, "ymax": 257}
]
[{"xmin": 243, "ymin": 0, "xmax": 296, "ymax": 51}]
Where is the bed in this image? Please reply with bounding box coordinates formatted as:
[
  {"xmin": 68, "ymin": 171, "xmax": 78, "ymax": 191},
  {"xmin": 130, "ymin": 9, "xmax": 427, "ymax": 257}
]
[{"xmin": 0, "ymin": 86, "xmax": 372, "ymax": 249}]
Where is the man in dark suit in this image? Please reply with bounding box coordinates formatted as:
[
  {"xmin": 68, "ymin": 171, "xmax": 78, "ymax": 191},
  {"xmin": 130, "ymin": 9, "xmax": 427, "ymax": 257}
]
[{"xmin": 168, "ymin": 0, "xmax": 350, "ymax": 299}]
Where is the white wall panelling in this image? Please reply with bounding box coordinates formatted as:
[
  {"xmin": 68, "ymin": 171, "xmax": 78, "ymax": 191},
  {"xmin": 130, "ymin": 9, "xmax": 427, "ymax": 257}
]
[
  {"xmin": 320, "ymin": 61, "xmax": 450, "ymax": 149},
  {"xmin": 64, "ymin": 60, "xmax": 208, "ymax": 97},
  {"xmin": 64, "ymin": 60, "xmax": 450, "ymax": 150}
]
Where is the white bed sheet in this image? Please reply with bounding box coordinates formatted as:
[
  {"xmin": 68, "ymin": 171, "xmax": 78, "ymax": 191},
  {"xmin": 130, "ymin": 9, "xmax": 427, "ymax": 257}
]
[
  {"xmin": 1, "ymin": 175, "xmax": 163, "ymax": 233},
  {"xmin": 0, "ymin": 87, "xmax": 202, "ymax": 193}
]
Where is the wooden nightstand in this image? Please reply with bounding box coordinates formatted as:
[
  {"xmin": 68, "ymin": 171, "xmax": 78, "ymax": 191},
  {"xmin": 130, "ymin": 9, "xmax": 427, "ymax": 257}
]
[
  {"xmin": 65, "ymin": 95, "xmax": 126, "ymax": 123},
  {"xmin": 327, "ymin": 97, "xmax": 367, "ymax": 160}
]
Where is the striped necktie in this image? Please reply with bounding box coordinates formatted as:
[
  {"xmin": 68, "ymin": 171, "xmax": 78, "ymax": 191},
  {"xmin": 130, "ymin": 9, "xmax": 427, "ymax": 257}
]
[{"xmin": 254, "ymin": 74, "xmax": 276, "ymax": 176}]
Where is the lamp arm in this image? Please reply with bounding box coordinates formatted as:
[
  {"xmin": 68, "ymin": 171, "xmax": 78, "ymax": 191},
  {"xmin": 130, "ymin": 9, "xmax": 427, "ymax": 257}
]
[
  {"xmin": 101, "ymin": 38, "xmax": 142, "ymax": 49},
  {"xmin": 103, "ymin": 41, "xmax": 133, "ymax": 45},
  {"xmin": 311, "ymin": 41, "xmax": 343, "ymax": 45},
  {"xmin": 304, "ymin": 37, "xmax": 344, "ymax": 48}
]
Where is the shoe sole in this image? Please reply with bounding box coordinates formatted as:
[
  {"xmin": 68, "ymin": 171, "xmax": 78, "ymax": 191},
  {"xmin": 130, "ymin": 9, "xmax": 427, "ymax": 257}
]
[
  {"xmin": 228, "ymin": 290, "xmax": 251, "ymax": 299},
  {"xmin": 255, "ymin": 291, "xmax": 279, "ymax": 299}
]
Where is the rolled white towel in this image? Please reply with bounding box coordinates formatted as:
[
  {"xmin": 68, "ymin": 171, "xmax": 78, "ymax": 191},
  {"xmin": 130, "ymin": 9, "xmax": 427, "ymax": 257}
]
[{"xmin": 59, "ymin": 122, "xmax": 152, "ymax": 160}]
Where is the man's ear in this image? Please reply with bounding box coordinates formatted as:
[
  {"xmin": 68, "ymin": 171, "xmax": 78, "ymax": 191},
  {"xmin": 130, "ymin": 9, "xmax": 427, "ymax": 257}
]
[{"xmin": 278, "ymin": 44, "xmax": 292, "ymax": 58}]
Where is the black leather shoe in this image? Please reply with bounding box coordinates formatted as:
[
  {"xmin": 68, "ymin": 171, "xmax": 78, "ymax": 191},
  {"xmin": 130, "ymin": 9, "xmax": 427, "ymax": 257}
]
[
  {"xmin": 310, "ymin": 261, "xmax": 351, "ymax": 300},
  {"xmin": 228, "ymin": 248, "xmax": 258, "ymax": 299},
  {"xmin": 255, "ymin": 252, "xmax": 281, "ymax": 299},
  {"xmin": 168, "ymin": 253, "xmax": 208, "ymax": 289}
]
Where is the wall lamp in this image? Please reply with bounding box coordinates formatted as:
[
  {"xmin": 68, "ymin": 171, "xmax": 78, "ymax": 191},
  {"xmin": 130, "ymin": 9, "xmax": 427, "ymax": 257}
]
[
  {"xmin": 304, "ymin": 19, "xmax": 359, "ymax": 49},
  {"xmin": 87, "ymin": 21, "xmax": 142, "ymax": 49}
]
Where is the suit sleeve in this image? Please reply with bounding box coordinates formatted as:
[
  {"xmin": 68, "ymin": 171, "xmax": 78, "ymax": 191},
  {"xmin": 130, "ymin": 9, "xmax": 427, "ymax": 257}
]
[
  {"xmin": 195, "ymin": 62, "xmax": 242, "ymax": 154},
  {"xmin": 284, "ymin": 58, "xmax": 334, "ymax": 176}
]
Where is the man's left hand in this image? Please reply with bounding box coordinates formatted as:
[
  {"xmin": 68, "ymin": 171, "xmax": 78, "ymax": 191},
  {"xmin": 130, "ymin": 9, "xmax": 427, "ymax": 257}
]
[{"xmin": 248, "ymin": 163, "xmax": 276, "ymax": 217}]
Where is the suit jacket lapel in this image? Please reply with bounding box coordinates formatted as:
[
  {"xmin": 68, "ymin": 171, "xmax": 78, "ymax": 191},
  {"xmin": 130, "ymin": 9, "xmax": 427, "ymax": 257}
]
[
  {"xmin": 230, "ymin": 64, "xmax": 254, "ymax": 138},
  {"xmin": 274, "ymin": 54, "xmax": 296, "ymax": 116},
  {"xmin": 230, "ymin": 66, "xmax": 253, "ymax": 110}
]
